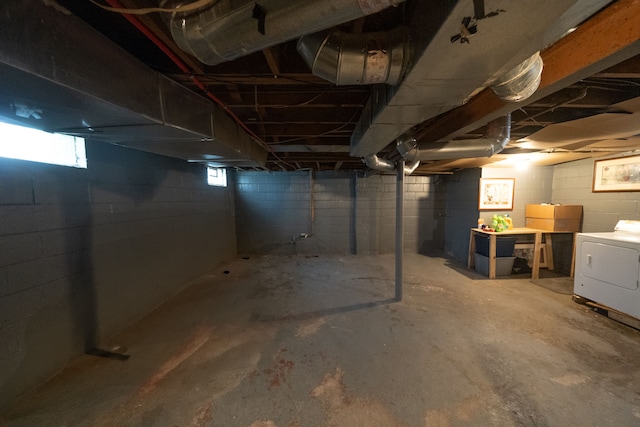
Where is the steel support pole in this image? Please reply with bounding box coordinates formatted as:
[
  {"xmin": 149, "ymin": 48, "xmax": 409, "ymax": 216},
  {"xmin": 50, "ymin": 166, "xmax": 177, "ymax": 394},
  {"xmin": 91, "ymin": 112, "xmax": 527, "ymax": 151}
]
[{"xmin": 395, "ymin": 160, "xmax": 404, "ymax": 300}]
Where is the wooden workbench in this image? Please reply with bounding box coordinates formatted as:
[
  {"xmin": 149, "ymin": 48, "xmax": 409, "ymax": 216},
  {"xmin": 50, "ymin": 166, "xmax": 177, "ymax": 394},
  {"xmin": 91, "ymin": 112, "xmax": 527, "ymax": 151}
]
[{"xmin": 468, "ymin": 227, "xmax": 577, "ymax": 279}]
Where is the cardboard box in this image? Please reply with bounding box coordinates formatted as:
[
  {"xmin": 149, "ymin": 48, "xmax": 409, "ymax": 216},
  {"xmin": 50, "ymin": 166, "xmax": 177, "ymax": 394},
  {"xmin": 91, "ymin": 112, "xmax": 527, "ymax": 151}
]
[{"xmin": 525, "ymin": 204, "xmax": 582, "ymax": 232}]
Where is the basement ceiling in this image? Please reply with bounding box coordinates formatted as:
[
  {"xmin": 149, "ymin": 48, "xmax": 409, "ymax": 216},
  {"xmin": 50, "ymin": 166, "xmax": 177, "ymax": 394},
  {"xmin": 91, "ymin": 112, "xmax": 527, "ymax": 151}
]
[{"xmin": 4, "ymin": 0, "xmax": 640, "ymax": 174}]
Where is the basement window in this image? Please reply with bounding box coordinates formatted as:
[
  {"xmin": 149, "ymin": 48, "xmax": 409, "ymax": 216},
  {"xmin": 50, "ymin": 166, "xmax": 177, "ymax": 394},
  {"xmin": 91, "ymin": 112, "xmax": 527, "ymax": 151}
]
[
  {"xmin": 0, "ymin": 121, "xmax": 87, "ymax": 168},
  {"xmin": 207, "ymin": 166, "xmax": 227, "ymax": 187}
]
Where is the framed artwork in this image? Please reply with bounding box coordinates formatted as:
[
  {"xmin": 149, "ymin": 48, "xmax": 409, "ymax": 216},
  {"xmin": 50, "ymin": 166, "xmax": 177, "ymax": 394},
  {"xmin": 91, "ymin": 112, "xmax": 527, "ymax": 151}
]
[
  {"xmin": 478, "ymin": 178, "xmax": 515, "ymax": 210},
  {"xmin": 593, "ymin": 155, "xmax": 640, "ymax": 192}
]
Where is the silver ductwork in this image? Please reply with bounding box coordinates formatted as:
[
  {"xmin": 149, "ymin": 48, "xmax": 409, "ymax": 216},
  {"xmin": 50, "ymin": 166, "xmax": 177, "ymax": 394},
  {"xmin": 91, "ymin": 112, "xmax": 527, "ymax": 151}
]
[
  {"xmin": 168, "ymin": 0, "xmax": 405, "ymax": 66},
  {"xmin": 398, "ymin": 114, "xmax": 511, "ymax": 161},
  {"xmin": 491, "ymin": 52, "xmax": 544, "ymax": 102},
  {"xmin": 350, "ymin": 0, "xmax": 610, "ymax": 159},
  {"xmin": 364, "ymin": 153, "xmax": 396, "ymax": 172},
  {"xmin": 297, "ymin": 26, "xmax": 410, "ymax": 85},
  {"xmin": 0, "ymin": 0, "xmax": 268, "ymax": 167},
  {"xmin": 403, "ymin": 160, "xmax": 420, "ymax": 174},
  {"xmin": 363, "ymin": 154, "xmax": 420, "ymax": 175}
]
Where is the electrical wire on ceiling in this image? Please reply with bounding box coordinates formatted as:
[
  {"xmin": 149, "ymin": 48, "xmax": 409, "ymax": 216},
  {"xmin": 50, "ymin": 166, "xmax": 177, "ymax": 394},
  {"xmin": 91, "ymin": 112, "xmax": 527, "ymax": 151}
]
[
  {"xmin": 165, "ymin": 72, "xmax": 332, "ymax": 87},
  {"xmin": 512, "ymin": 86, "xmax": 588, "ymax": 132},
  {"xmin": 584, "ymin": 77, "xmax": 640, "ymax": 88},
  {"xmin": 271, "ymin": 108, "xmax": 362, "ymax": 145},
  {"xmin": 90, "ymin": 0, "xmax": 218, "ymax": 15},
  {"xmin": 98, "ymin": 0, "xmax": 300, "ymax": 169},
  {"xmin": 271, "ymin": 92, "xmax": 328, "ymax": 109}
]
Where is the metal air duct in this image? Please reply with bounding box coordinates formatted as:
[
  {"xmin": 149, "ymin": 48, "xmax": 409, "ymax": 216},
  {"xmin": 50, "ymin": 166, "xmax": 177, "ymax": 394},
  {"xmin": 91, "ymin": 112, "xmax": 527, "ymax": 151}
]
[
  {"xmin": 364, "ymin": 153, "xmax": 396, "ymax": 172},
  {"xmin": 297, "ymin": 26, "xmax": 410, "ymax": 85},
  {"xmin": 363, "ymin": 154, "xmax": 419, "ymax": 174},
  {"xmin": 403, "ymin": 160, "xmax": 420, "ymax": 174},
  {"xmin": 398, "ymin": 114, "xmax": 511, "ymax": 161},
  {"xmin": 0, "ymin": 0, "xmax": 268, "ymax": 168},
  {"xmin": 491, "ymin": 52, "xmax": 543, "ymax": 102},
  {"xmin": 167, "ymin": 0, "xmax": 405, "ymax": 66}
]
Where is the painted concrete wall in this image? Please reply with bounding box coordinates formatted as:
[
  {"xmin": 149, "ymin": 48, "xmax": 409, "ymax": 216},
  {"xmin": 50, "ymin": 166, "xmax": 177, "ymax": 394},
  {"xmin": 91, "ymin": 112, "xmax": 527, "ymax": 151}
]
[
  {"xmin": 481, "ymin": 166, "xmax": 554, "ymax": 228},
  {"xmin": 477, "ymin": 166, "xmax": 566, "ymax": 272},
  {"xmin": 0, "ymin": 141, "xmax": 235, "ymax": 409},
  {"xmin": 443, "ymin": 168, "xmax": 482, "ymax": 262},
  {"xmin": 234, "ymin": 171, "xmax": 446, "ymax": 255},
  {"xmin": 553, "ymin": 157, "xmax": 640, "ymax": 232}
]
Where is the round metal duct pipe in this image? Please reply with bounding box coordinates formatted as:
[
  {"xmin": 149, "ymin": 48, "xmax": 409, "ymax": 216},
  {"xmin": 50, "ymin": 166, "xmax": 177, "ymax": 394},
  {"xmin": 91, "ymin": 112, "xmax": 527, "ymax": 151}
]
[
  {"xmin": 403, "ymin": 160, "xmax": 420, "ymax": 175},
  {"xmin": 297, "ymin": 26, "xmax": 410, "ymax": 85},
  {"xmin": 397, "ymin": 114, "xmax": 511, "ymax": 161},
  {"xmin": 167, "ymin": 0, "xmax": 405, "ymax": 66},
  {"xmin": 364, "ymin": 154, "xmax": 396, "ymax": 172},
  {"xmin": 491, "ymin": 52, "xmax": 543, "ymax": 102},
  {"xmin": 363, "ymin": 154, "xmax": 419, "ymax": 174}
]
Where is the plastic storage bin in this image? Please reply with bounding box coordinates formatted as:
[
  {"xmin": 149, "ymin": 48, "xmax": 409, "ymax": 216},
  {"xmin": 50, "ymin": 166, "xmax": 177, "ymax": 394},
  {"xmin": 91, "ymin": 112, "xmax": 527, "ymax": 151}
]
[
  {"xmin": 474, "ymin": 253, "xmax": 516, "ymax": 276},
  {"xmin": 474, "ymin": 235, "xmax": 516, "ymax": 257}
]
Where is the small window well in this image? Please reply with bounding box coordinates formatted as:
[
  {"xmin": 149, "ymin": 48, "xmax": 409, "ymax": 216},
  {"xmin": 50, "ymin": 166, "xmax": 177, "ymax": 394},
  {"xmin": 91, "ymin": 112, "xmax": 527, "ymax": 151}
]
[
  {"xmin": 207, "ymin": 166, "xmax": 227, "ymax": 187},
  {"xmin": 0, "ymin": 121, "xmax": 87, "ymax": 168}
]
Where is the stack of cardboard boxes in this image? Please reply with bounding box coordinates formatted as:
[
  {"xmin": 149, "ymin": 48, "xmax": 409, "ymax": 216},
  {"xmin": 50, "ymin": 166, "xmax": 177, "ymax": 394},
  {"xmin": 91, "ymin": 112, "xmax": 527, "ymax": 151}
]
[{"xmin": 525, "ymin": 204, "xmax": 583, "ymax": 232}]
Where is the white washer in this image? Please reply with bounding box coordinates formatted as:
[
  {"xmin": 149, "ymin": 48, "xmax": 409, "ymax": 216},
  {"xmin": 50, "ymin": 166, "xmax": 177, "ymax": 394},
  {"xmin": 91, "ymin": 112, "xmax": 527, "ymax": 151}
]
[{"xmin": 574, "ymin": 220, "xmax": 640, "ymax": 319}]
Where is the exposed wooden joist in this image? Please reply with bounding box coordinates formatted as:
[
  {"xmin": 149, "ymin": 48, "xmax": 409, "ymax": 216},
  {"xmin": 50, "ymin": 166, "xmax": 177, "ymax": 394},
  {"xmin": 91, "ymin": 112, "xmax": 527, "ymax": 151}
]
[
  {"xmin": 262, "ymin": 47, "xmax": 281, "ymax": 76},
  {"xmin": 594, "ymin": 55, "xmax": 640, "ymax": 78},
  {"xmin": 415, "ymin": 0, "xmax": 640, "ymax": 143},
  {"xmin": 171, "ymin": 73, "xmax": 330, "ymax": 86},
  {"xmin": 248, "ymin": 123, "xmax": 355, "ymax": 136}
]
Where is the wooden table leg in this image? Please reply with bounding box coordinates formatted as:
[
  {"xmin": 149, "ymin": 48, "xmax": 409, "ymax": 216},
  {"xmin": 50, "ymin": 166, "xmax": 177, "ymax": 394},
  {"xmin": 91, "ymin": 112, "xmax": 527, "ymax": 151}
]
[
  {"xmin": 545, "ymin": 233, "xmax": 554, "ymax": 270},
  {"xmin": 489, "ymin": 234, "xmax": 497, "ymax": 279},
  {"xmin": 532, "ymin": 232, "xmax": 542, "ymax": 279}
]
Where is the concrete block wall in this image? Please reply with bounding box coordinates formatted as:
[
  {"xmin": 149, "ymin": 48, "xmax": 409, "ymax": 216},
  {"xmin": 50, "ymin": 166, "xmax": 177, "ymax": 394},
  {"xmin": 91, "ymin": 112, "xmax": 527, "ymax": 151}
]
[
  {"xmin": 0, "ymin": 141, "xmax": 235, "ymax": 409},
  {"xmin": 553, "ymin": 157, "xmax": 640, "ymax": 232},
  {"xmin": 235, "ymin": 171, "xmax": 311, "ymax": 254},
  {"xmin": 481, "ymin": 166, "xmax": 554, "ymax": 228},
  {"xmin": 443, "ymin": 169, "xmax": 482, "ymax": 262},
  {"xmin": 234, "ymin": 171, "xmax": 445, "ymax": 255}
]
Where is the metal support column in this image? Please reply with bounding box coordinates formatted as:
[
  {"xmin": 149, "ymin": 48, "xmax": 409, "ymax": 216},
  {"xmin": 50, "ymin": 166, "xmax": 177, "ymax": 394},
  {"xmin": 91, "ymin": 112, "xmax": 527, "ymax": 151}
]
[{"xmin": 395, "ymin": 160, "xmax": 404, "ymax": 301}]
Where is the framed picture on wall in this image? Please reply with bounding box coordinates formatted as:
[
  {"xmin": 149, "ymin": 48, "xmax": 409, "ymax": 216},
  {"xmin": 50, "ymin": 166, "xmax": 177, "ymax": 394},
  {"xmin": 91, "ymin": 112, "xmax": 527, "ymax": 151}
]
[
  {"xmin": 593, "ymin": 155, "xmax": 640, "ymax": 192},
  {"xmin": 478, "ymin": 178, "xmax": 515, "ymax": 210}
]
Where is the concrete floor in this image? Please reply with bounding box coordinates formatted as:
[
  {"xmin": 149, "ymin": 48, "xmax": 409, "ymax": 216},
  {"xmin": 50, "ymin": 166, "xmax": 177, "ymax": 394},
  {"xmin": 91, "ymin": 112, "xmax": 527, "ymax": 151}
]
[{"xmin": 2, "ymin": 253, "xmax": 640, "ymax": 426}]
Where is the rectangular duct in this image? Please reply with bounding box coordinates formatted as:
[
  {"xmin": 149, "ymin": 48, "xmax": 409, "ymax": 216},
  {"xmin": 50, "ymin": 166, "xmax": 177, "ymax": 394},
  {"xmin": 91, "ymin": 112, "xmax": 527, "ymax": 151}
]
[{"xmin": 0, "ymin": 0, "xmax": 267, "ymax": 168}]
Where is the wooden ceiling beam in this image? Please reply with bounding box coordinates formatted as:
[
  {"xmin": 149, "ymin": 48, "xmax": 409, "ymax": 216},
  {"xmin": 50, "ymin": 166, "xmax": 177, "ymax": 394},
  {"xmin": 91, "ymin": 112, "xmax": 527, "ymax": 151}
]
[{"xmin": 415, "ymin": 0, "xmax": 640, "ymax": 143}]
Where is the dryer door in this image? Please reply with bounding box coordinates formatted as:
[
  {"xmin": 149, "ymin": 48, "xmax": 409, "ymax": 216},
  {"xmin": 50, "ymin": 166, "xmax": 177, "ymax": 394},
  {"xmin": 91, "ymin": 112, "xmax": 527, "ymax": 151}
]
[{"xmin": 581, "ymin": 241, "xmax": 640, "ymax": 290}]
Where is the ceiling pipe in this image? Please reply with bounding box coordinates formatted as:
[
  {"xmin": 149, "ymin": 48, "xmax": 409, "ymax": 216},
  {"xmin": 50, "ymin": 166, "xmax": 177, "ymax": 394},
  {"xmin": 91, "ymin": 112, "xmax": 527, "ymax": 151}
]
[
  {"xmin": 167, "ymin": 0, "xmax": 405, "ymax": 66},
  {"xmin": 398, "ymin": 114, "xmax": 511, "ymax": 161},
  {"xmin": 297, "ymin": 26, "xmax": 410, "ymax": 85}
]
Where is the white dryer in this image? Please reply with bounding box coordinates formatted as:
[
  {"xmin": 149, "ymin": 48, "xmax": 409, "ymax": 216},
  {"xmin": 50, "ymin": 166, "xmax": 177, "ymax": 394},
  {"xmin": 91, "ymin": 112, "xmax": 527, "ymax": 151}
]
[{"xmin": 574, "ymin": 220, "xmax": 640, "ymax": 319}]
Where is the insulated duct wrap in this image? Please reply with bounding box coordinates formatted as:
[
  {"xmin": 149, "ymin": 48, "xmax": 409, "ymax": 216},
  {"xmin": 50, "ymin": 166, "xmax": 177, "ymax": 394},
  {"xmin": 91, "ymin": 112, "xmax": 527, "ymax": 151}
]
[
  {"xmin": 297, "ymin": 26, "xmax": 410, "ymax": 85},
  {"xmin": 167, "ymin": 0, "xmax": 405, "ymax": 66}
]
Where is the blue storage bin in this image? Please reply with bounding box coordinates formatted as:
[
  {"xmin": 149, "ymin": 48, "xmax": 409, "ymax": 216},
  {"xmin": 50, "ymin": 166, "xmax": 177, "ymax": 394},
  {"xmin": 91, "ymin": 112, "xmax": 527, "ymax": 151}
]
[
  {"xmin": 474, "ymin": 253, "xmax": 516, "ymax": 276},
  {"xmin": 475, "ymin": 234, "xmax": 516, "ymax": 257}
]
